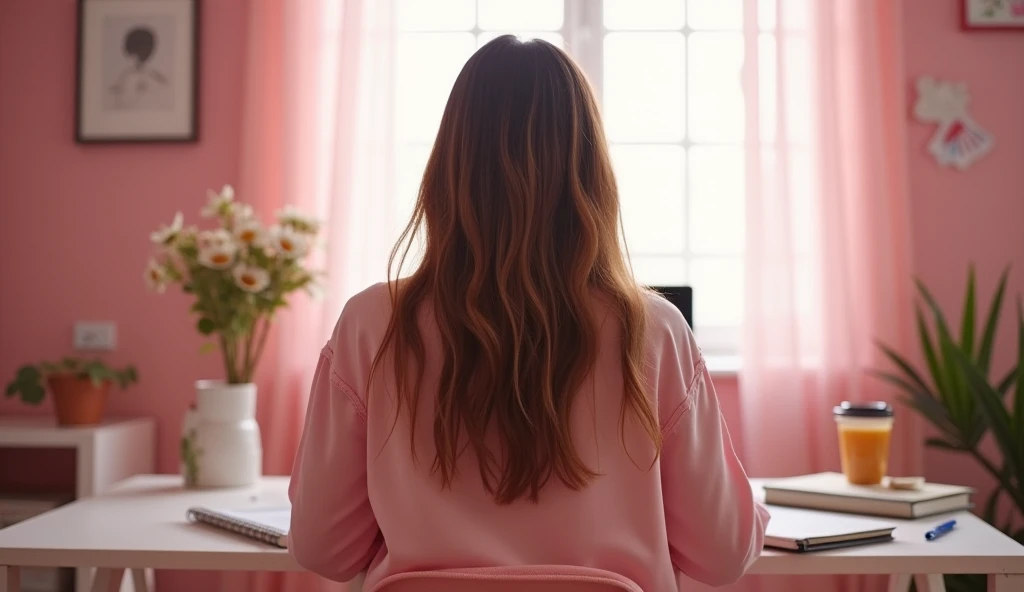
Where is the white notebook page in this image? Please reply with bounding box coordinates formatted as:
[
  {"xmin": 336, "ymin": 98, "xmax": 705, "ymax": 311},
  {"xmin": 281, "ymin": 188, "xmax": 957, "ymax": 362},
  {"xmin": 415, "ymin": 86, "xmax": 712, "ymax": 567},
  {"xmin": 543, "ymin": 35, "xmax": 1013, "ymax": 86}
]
[
  {"xmin": 218, "ymin": 507, "xmax": 291, "ymax": 535},
  {"xmin": 765, "ymin": 505, "xmax": 896, "ymax": 540}
]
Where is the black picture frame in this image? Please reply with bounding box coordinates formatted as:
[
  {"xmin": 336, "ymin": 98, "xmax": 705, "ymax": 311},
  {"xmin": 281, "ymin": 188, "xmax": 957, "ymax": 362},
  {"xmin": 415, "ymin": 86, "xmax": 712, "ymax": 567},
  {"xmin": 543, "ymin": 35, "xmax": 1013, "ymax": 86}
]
[{"xmin": 75, "ymin": 0, "xmax": 200, "ymax": 144}]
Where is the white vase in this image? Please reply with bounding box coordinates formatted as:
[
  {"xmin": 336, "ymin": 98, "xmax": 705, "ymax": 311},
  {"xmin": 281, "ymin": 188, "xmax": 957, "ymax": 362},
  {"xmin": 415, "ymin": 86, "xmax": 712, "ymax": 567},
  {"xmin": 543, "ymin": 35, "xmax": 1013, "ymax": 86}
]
[{"xmin": 191, "ymin": 380, "xmax": 263, "ymax": 488}]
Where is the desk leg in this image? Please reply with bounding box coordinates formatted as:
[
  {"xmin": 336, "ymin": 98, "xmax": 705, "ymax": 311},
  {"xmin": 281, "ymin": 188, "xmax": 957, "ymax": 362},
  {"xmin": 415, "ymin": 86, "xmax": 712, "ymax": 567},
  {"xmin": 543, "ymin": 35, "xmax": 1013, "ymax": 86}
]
[
  {"xmin": 914, "ymin": 574, "xmax": 946, "ymax": 592},
  {"xmin": 129, "ymin": 568, "xmax": 153, "ymax": 592},
  {"xmin": 887, "ymin": 574, "xmax": 911, "ymax": 592},
  {"xmin": 989, "ymin": 574, "xmax": 1024, "ymax": 591},
  {"xmin": 90, "ymin": 568, "xmax": 125, "ymax": 592},
  {"xmin": 1, "ymin": 566, "xmax": 21, "ymax": 592}
]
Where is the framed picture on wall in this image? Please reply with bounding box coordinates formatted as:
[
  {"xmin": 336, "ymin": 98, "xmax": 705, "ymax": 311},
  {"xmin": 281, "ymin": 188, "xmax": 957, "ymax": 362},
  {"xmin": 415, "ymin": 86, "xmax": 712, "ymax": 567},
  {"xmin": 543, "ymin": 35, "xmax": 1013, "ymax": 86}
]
[
  {"xmin": 963, "ymin": 0, "xmax": 1024, "ymax": 29},
  {"xmin": 76, "ymin": 0, "xmax": 199, "ymax": 143}
]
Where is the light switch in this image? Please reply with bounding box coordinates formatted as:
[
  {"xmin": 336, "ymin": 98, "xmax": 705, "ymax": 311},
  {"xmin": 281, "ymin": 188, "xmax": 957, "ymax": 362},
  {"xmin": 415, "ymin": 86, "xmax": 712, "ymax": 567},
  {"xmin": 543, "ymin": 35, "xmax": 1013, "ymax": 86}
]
[{"xmin": 73, "ymin": 322, "xmax": 117, "ymax": 351}]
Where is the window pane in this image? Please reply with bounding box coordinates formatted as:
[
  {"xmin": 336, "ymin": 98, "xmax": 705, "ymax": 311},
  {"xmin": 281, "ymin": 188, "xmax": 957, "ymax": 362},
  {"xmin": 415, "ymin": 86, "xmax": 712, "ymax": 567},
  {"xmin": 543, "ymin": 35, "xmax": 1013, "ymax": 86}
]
[
  {"xmin": 610, "ymin": 145, "xmax": 686, "ymax": 254},
  {"xmin": 477, "ymin": 32, "xmax": 564, "ymax": 49},
  {"xmin": 688, "ymin": 0, "xmax": 742, "ymax": 30},
  {"xmin": 604, "ymin": 0, "xmax": 684, "ymax": 30},
  {"xmin": 604, "ymin": 33, "xmax": 685, "ymax": 142},
  {"xmin": 688, "ymin": 32, "xmax": 744, "ymax": 142},
  {"xmin": 478, "ymin": 0, "xmax": 563, "ymax": 30},
  {"xmin": 689, "ymin": 146, "xmax": 744, "ymax": 254},
  {"xmin": 397, "ymin": 0, "xmax": 475, "ymax": 31},
  {"xmin": 758, "ymin": 33, "xmax": 776, "ymax": 143},
  {"xmin": 396, "ymin": 33, "xmax": 475, "ymax": 143},
  {"xmin": 759, "ymin": 0, "xmax": 777, "ymax": 30},
  {"xmin": 689, "ymin": 257, "xmax": 743, "ymax": 327},
  {"xmin": 396, "ymin": 144, "xmax": 431, "ymax": 216},
  {"xmin": 780, "ymin": 0, "xmax": 810, "ymax": 32},
  {"xmin": 783, "ymin": 35, "xmax": 812, "ymax": 145},
  {"xmin": 628, "ymin": 255, "xmax": 687, "ymax": 287}
]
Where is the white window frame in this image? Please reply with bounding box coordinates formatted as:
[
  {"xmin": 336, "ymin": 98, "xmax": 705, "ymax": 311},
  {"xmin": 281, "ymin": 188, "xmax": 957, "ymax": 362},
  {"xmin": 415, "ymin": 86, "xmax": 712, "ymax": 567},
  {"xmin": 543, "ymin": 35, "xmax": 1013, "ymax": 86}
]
[{"xmin": 393, "ymin": 1, "xmax": 745, "ymax": 358}]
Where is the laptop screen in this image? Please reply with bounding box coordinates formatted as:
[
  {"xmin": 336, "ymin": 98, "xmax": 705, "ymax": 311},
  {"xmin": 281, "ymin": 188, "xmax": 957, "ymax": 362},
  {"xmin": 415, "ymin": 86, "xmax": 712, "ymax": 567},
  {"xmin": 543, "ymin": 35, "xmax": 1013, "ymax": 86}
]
[{"xmin": 649, "ymin": 286, "xmax": 693, "ymax": 328}]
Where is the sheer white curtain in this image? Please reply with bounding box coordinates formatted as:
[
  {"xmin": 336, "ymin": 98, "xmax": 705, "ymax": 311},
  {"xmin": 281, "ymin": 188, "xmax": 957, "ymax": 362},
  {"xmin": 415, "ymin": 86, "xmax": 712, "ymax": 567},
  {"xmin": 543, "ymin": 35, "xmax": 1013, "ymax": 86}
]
[
  {"xmin": 226, "ymin": 1, "xmax": 397, "ymax": 591},
  {"xmin": 738, "ymin": 0, "xmax": 920, "ymax": 590}
]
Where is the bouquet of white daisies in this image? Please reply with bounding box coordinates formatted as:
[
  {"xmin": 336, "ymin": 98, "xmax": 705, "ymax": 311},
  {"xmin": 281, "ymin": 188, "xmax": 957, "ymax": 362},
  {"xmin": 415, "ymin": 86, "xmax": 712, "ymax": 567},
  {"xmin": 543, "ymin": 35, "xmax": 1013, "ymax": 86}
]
[{"xmin": 145, "ymin": 185, "xmax": 322, "ymax": 384}]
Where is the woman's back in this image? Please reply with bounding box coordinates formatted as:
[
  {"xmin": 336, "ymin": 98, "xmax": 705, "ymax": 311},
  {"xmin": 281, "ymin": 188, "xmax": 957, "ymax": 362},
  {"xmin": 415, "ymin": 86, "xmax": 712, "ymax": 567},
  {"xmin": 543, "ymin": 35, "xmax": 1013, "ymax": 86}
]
[
  {"xmin": 290, "ymin": 283, "xmax": 767, "ymax": 591},
  {"xmin": 288, "ymin": 34, "xmax": 767, "ymax": 591}
]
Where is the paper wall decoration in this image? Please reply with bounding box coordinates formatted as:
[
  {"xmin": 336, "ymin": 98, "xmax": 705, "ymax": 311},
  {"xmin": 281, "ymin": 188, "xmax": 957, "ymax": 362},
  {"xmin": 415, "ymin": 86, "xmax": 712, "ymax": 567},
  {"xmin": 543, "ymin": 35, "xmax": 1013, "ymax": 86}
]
[{"xmin": 912, "ymin": 76, "xmax": 993, "ymax": 171}]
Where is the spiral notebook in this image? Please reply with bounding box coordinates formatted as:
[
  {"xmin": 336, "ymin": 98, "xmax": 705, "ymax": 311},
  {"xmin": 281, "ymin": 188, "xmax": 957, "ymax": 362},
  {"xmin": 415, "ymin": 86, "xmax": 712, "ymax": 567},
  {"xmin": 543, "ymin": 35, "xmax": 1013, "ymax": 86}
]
[
  {"xmin": 186, "ymin": 506, "xmax": 290, "ymax": 548},
  {"xmin": 764, "ymin": 505, "xmax": 896, "ymax": 552}
]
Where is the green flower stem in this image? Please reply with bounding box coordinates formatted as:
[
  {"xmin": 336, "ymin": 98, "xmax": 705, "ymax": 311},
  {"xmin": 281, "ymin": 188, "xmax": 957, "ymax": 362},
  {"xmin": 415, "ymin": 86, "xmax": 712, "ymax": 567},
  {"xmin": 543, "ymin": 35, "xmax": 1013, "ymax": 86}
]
[
  {"xmin": 242, "ymin": 323, "xmax": 255, "ymax": 383},
  {"xmin": 243, "ymin": 316, "xmax": 272, "ymax": 383}
]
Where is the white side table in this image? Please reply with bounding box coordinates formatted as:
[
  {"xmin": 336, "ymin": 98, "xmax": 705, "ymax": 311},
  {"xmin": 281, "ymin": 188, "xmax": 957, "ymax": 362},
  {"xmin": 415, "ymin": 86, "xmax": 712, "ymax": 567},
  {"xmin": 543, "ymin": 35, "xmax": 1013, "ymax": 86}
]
[{"xmin": 0, "ymin": 416, "xmax": 156, "ymax": 591}]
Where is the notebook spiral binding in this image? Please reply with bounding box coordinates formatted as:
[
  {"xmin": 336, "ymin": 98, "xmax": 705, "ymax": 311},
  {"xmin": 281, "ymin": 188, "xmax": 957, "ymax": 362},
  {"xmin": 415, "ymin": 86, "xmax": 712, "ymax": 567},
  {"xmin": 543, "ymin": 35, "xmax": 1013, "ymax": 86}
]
[{"xmin": 186, "ymin": 507, "xmax": 284, "ymax": 546}]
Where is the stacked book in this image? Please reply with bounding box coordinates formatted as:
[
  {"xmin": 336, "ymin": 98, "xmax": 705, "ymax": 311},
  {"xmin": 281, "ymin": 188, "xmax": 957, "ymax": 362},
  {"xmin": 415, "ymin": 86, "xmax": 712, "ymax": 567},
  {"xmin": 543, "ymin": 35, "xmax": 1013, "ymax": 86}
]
[
  {"xmin": 764, "ymin": 472, "xmax": 973, "ymax": 519},
  {"xmin": 761, "ymin": 472, "xmax": 973, "ymax": 552}
]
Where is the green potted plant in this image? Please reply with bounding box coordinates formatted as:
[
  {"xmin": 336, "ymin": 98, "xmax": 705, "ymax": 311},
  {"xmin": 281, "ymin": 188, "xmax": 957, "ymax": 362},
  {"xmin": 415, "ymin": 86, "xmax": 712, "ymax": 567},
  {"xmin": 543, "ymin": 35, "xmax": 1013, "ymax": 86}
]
[
  {"xmin": 4, "ymin": 358, "xmax": 138, "ymax": 426},
  {"xmin": 874, "ymin": 265, "xmax": 1021, "ymax": 592}
]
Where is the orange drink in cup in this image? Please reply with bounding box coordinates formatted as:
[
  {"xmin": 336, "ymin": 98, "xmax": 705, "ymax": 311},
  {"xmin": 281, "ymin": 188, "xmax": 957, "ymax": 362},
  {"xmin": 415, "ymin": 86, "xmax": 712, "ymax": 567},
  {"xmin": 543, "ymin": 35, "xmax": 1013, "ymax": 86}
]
[{"xmin": 833, "ymin": 401, "xmax": 894, "ymax": 485}]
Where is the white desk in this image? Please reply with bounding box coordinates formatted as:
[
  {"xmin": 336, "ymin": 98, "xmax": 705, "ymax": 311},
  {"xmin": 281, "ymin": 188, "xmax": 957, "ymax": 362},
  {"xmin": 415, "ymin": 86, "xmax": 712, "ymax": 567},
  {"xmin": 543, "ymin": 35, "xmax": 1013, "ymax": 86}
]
[
  {"xmin": 0, "ymin": 416, "xmax": 156, "ymax": 592},
  {"xmin": 0, "ymin": 475, "xmax": 1022, "ymax": 592}
]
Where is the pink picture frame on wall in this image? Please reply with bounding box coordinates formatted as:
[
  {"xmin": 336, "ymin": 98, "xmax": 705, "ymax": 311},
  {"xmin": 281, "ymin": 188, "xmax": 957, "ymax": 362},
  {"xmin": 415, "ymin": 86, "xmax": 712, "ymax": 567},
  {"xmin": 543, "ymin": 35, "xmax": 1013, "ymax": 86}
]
[{"xmin": 962, "ymin": 0, "xmax": 1024, "ymax": 29}]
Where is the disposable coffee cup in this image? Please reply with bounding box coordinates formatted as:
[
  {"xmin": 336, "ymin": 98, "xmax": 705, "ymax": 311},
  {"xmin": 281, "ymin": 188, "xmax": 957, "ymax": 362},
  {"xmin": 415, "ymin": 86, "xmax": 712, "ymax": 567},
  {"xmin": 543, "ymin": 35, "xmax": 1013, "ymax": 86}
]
[{"xmin": 833, "ymin": 401, "xmax": 894, "ymax": 485}]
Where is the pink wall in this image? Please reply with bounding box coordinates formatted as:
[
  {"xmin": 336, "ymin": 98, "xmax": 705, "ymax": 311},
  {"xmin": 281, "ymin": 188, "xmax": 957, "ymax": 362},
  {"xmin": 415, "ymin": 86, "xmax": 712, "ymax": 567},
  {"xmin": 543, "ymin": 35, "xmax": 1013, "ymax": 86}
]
[
  {"xmin": 0, "ymin": 0, "xmax": 1021, "ymax": 587},
  {"xmin": 0, "ymin": 1, "xmax": 248, "ymax": 589},
  {"xmin": 902, "ymin": 1, "xmax": 1024, "ymax": 508},
  {"xmin": 0, "ymin": 2, "xmax": 247, "ymax": 585},
  {"xmin": 0, "ymin": 0, "xmax": 247, "ymax": 473}
]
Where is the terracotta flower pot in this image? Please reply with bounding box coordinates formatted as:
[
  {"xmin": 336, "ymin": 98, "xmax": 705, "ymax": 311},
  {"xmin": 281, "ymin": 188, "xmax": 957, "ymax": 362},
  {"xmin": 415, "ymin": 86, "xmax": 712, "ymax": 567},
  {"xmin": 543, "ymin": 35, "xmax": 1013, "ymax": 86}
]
[{"xmin": 47, "ymin": 374, "xmax": 110, "ymax": 426}]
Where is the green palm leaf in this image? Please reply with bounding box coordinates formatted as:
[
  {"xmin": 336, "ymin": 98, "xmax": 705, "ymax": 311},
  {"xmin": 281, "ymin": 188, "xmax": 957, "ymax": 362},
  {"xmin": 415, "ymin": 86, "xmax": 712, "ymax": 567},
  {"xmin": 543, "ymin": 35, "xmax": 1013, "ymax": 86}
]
[
  {"xmin": 978, "ymin": 266, "xmax": 1010, "ymax": 377},
  {"xmin": 951, "ymin": 344, "xmax": 1023, "ymax": 476},
  {"xmin": 917, "ymin": 305, "xmax": 948, "ymax": 403},
  {"xmin": 982, "ymin": 486, "xmax": 1002, "ymax": 525},
  {"xmin": 876, "ymin": 376, "xmax": 959, "ymax": 442},
  {"xmin": 918, "ymin": 279, "xmax": 974, "ymax": 433},
  {"xmin": 924, "ymin": 437, "xmax": 963, "ymax": 452},
  {"xmin": 960, "ymin": 265, "xmax": 976, "ymax": 357},
  {"xmin": 876, "ymin": 341, "xmax": 931, "ymax": 395},
  {"xmin": 998, "ymin": 365, "xmax": 1018, "ymax": 396},
  {"xmin": 1014, "ymin": 298, "xmax": 1024, "ymax": 444}
]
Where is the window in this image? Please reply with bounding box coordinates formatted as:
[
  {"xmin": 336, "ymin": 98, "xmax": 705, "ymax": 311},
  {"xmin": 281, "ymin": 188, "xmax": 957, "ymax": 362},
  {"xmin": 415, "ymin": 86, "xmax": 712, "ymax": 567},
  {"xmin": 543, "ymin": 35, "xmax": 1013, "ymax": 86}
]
[{"xmin": 395, "ymin": 0, "xmax": 748, "ymax": 356}]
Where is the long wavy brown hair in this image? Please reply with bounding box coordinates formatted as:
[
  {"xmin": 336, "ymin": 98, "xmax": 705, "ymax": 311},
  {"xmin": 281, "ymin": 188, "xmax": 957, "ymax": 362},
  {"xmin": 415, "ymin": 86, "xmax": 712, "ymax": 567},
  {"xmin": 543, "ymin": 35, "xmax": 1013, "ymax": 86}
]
[{"xmin": 373, "ymin": 35, "xmax": 660, "ymax": 504}]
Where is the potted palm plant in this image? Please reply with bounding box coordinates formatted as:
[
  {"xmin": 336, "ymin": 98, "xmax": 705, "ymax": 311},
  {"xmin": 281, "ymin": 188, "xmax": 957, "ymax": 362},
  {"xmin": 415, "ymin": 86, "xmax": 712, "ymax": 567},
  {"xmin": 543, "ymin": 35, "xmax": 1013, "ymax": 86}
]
[
  {"xmin": 874, "ymin": 265, "xmax": 1021, "ymax": 592},
  {"xmin": 4, "ymin": 358, "xmax": 138, "ymax": 426}
]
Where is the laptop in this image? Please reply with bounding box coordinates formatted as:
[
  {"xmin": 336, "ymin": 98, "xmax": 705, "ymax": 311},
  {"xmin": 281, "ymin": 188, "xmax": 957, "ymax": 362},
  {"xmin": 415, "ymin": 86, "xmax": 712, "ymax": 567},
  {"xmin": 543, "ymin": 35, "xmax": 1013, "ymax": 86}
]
[{"xmin": 649, "ymin": 286, "xmax": 693, "ymax": 328}]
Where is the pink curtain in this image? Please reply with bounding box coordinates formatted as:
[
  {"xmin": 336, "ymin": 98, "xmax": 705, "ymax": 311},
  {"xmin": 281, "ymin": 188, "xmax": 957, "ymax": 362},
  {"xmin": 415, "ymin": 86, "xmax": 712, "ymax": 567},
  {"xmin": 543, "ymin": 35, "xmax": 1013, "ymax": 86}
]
[
  {"xmin": 224, "ymin": 1, "xmax": 396, "ymax": 591},
  {"xmin": 737, "ymin": 0, "xmax": 921, "ymax": 590}
]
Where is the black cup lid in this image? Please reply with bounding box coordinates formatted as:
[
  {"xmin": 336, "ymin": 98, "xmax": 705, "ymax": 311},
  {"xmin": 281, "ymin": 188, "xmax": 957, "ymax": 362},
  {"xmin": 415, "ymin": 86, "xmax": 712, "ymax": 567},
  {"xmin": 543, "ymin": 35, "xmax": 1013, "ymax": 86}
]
[{"xmin": 833, "ymin": 401, "xmax": 893, "ymax": 417}]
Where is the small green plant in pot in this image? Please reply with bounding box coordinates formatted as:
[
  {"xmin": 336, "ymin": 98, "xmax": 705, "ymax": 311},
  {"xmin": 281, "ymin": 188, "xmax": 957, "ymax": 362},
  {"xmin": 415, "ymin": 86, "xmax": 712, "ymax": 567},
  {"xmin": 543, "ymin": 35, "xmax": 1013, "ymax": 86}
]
[
  {"xmin": 5, "ymin": 358, "xmax": 138, "ymax": 426},
  {"xmin": 874, "ymin": 265, "xmax": 1021, "ymax": 592}
]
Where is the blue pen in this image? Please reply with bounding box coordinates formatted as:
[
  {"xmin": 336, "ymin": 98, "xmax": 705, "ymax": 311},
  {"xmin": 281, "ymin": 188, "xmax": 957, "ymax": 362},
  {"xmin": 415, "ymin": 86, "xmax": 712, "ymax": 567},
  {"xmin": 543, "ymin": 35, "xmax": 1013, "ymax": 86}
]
[{"xmin": 925, "ymin": 520, "xmax": 957, "ymax": 541}]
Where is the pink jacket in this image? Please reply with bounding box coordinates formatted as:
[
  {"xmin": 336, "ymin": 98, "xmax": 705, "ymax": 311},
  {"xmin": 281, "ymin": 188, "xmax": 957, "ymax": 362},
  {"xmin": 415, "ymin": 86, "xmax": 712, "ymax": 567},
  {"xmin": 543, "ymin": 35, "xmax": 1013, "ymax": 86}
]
[{"xmin": 289, "ymin": 283, "xmax": 769, "ymax": 591}]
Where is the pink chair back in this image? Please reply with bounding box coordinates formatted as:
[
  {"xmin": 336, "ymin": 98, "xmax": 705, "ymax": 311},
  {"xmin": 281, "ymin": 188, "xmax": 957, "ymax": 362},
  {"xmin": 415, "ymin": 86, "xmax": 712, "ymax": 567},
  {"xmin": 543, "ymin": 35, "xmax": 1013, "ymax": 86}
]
[{"xmin": 369, "ymin": 565, "xmax": 643, "ymax": 592}]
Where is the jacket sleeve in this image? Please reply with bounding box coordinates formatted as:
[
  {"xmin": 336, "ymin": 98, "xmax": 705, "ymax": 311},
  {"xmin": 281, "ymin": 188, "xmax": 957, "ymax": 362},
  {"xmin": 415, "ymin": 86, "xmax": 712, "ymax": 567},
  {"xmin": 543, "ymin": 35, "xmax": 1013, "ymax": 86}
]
[
  {"xmin": 657, "ymin": 327, "xmax": 770, "ymax": 586},
  {"xmin": 288, "ymin": 343, "xmax": 383, "ymax": 582}
]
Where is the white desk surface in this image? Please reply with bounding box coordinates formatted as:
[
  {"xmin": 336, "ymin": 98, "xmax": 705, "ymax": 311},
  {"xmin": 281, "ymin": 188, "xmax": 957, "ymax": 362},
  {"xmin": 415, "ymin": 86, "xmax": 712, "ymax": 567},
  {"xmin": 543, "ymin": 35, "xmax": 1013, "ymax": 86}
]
[
  {"xmin": 0, "ymin": 475, "xmax": 1023, "ymax": 576},
  {"xmin": 0, "ymin": 475, "xmax": 295, "ymax": 571}
]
